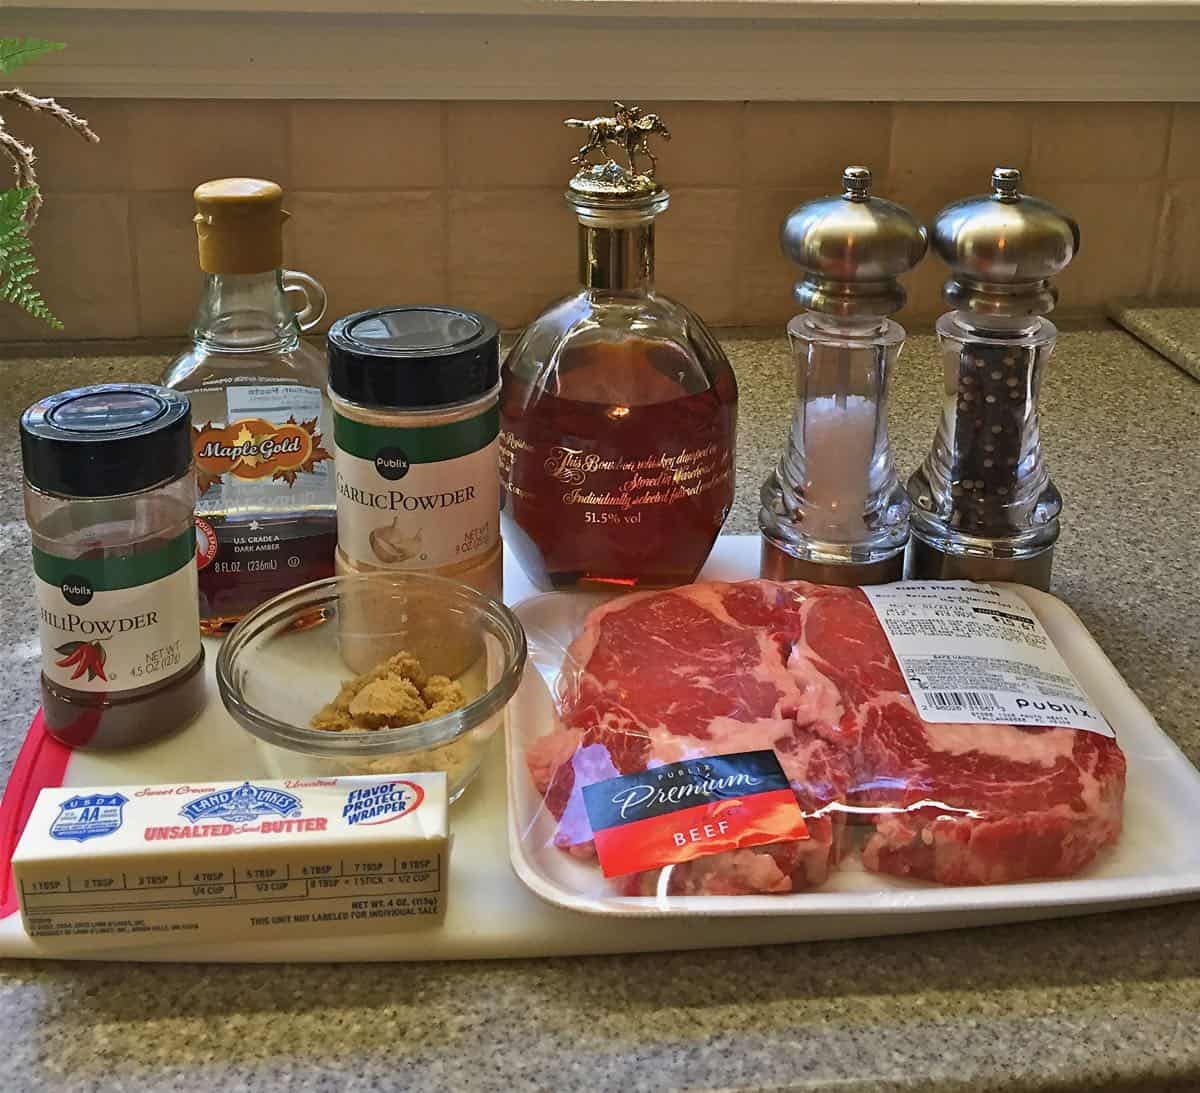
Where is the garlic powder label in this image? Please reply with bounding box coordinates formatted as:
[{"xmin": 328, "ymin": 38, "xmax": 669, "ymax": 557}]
[
  {"xmin": 34, "ymin": 528, "xmax": 202, "ymax": 695},
  {"xmin": 333, "ymin": 409, "xmax": 499, "ymax": 570}
]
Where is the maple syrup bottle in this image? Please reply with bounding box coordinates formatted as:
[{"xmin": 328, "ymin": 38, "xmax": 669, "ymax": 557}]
[
  {"xmin": 163, "ymin": 178, "xmax": 337, "ymax": 632},
  {"xmin": 500, "ymin": 103, "xmax": 737, "ymax": 591}
]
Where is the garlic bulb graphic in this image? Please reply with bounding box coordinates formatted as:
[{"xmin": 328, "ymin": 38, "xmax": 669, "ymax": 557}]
[{"xmin": 370, "ymin": 518, "xmax": 423, "ymax": 564}]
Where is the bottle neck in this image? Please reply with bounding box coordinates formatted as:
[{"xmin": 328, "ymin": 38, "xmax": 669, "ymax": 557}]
[
  {"xmin": 190, "ymin": 270, "xmax": 300, "ymax": 353},
  {"xmin": 578, "ymin": 223, "xmax": 654, "ymax": 293}
]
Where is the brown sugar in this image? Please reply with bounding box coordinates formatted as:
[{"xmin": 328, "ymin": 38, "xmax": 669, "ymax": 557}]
[{"xmin": 311, "ymin": 650, "xmax": 466, "ymax": 733}]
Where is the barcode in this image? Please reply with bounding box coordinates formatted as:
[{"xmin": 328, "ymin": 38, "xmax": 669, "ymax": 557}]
[{"xmin": 925, "ymin": 691, "xmax": 1001, "ymax": 712}]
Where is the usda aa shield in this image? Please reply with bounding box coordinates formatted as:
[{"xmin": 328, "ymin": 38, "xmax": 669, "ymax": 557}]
[{"xmin": 49, "ymin": 792, "xmax": 128, "ymax": 842}]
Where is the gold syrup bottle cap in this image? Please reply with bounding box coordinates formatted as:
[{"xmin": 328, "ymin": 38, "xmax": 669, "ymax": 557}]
[{"xmin": 193, "ymin": 177, "xmax": 289, "ymax": 275}]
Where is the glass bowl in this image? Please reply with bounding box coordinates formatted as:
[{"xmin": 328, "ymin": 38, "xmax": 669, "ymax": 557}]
[{"xmin": 216, "ymin": 572, "xmax": 527, "ymax": 802}]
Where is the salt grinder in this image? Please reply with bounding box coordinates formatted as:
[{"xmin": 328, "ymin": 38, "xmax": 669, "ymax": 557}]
[
  {"xmin": 760, "ymin": 167, "xmax": 927, "ymax": 585},
  {"xmin": 907, "ymin": 167, "xmax": 1080, "ymax": 590}
]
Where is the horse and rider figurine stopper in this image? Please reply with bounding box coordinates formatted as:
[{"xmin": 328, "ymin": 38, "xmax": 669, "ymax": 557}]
[{"xmin": 564, "ymin": 102, "xmax": 671, "ymax": 197}]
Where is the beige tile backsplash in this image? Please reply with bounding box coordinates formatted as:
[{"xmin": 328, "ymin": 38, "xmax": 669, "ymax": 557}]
[
  {"xmin": 1040, "ymin": 180, "xmax": 1165, "ymax": 306},
  {"xmin": 1154, "ymin": 182, "xmax": 1200, "ymax": 298},
  {"xmin": 889, "ymin": 104, "xmax": 1032, "ymax": 189},
  {"xmin": 6, "ymin": 194, "xmax": 138, "ymax": 341},
  {"xmin": 6, "ymin": 99, "xmax": 1196, "ymax": 343},
  {"xmin": 448, "ymin": 188, "xmax": 571, "ymax": 327},
  {"xmin": 1030, "ymin": 104, "xmax": 1171, "ymax": 183},
  {"xmin": 130, "ymin": 190, "xmax": 202, "ymax": 337},
  {"xmin": 126, "ymin": 101, "xmax": 291, "ymax": 193},
  {"xmin": 290, "ymin": 102, "xmax": 444, "ymax": 191},
  {"xmin": 655, "ymin": 188, "xmax": 742, "ymax": 326},
  {"xmin": 286, "ymin": 190, "xmax": 447, "ymax": 324}
]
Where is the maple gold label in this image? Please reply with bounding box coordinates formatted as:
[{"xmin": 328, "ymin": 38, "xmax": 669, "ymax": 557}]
[{"xmin": 193, "ymin": 416, "xmax": 329, "ymax": 490}]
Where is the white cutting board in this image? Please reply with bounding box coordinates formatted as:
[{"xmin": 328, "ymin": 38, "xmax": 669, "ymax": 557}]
[{"xmin": 2, "ymin": 536, "xmax": 1198, "ymax": 962}]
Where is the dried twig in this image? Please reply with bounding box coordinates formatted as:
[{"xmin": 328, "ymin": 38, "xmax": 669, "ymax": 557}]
[
  {"xmin": 0, "ymin": 113, "xmax": 38, "ymax": 220},
  {"xmin": 0, "ymin": 89, "xmax": 99, "ymax": 143},
  {"xmin": 0, "ymin": 89, "xmax": 98, "ymax": 224}
]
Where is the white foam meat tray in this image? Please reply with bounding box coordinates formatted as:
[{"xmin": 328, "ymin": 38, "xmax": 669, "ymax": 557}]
[{"xmin": 506, "ymin": 537, "xmax": 1200, "ymax": 921}]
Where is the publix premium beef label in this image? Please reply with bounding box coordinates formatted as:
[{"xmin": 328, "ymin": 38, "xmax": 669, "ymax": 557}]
[
  {"xmin": 581, "ymin": 750, "xmax": 809, "ymax": 879},
  {"xmin": 34, "ymin": 528, "xmax": 202, "ymax": 695},
  {"xmin": 333, "ymin": 408, "xmax": 499, "ymax": 570}
]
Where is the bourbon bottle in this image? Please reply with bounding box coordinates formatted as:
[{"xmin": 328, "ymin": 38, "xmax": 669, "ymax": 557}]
[{"xmin": 500, "ymin": 103, "xmax": 738, "ymax": 591}]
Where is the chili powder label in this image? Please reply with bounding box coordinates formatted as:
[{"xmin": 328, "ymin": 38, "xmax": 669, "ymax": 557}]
[
  {"xmin": 33, "ymin": 528, "xmax": 202, "ymax": 695},
  {"xmin": 581, "ymin": 750, "xmax": 808, "ymax": 880}
]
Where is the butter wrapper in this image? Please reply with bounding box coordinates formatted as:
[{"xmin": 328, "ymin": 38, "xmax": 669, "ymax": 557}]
[{"xmin": 12, "ymin": 773, "xmax": 448, "ymax": 952}]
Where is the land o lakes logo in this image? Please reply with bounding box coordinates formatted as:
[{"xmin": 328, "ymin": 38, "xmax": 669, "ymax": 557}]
[
  {"xmin": 49, "ymin": 792, "xmax": 128, "ymax": 842},
  {"xmin": 342, "ymin": 781, "xmax": 425, "ymax": 826},
  {"xmin": 179, "ymin": 781, "xmax": 302, "ymax": 824}
]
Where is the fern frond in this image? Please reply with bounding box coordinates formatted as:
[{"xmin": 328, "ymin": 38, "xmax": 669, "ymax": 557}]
[
  {"xmin": 0, "ymin": 186, "xmax": 61, "ymax": 328},
  {"xmin": 0, "ymin": 39, "xmax": 64, "ymax": 76}
]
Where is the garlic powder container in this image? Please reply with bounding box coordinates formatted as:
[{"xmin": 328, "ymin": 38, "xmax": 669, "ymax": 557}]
[{"xmin": 328, "ymin": 306, "xmax": 502, "ymax": 598}]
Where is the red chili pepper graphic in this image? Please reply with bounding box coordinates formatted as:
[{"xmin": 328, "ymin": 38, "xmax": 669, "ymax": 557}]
[
  {"xmin": 54, "ymin": 642, "xmax": 86, "ymax": 669},
  {"xmin": 56, "ymin": 641, "xmax": 108, "ymax": 683}
]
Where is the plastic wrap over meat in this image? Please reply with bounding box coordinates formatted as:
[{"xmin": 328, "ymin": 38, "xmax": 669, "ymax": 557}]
[{"xmin": 524, "ymin": 580, "xmax": 1126, "ymax": 896}]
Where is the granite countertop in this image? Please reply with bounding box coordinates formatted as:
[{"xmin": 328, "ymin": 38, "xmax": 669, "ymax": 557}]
[
  {"xmin": 1, "ymin": 322, "xmax": 1199, "ymax": 1093},
  {"xmin": 1108, "ymin": 298, "xmax": 1200, "ymax": 384}
]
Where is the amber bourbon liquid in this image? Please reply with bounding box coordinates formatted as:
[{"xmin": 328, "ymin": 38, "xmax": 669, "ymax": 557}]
[{"xmin": 500, "ymin": 339, "xmax": 736, "ymax": 589}]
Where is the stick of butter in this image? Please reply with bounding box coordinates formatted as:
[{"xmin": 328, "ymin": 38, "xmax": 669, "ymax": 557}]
[{"xmin": 12, "ymin": 773, "xmax": 448, "ymax": 953}]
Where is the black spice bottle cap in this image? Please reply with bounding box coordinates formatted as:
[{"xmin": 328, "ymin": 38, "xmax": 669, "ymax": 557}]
[
  {"xmin": 328, "ymin": 306, "xmax": 500, "ymax": 410},
  {"xmin": 21, "ymin": 383, "xmax": 193, "ymax": 499}
]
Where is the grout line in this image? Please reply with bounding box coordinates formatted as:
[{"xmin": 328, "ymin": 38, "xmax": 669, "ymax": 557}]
[
  {"xmin": 1146, "ymin": 103, "xmax": 1175, "ymax": 297},
  {"xmin": 881, "ymin": 100, "xmax": 896, "ymax": 188},
  {"xmin": 1159, "ymin": 101, "xmax": 1174, "ymax": 179},
  {"xmin": 1153, "ymin": 176, "xmax": 1171, "ymax": 298},
  {"xmin": 1022, "ymin": 101, "xmax": 1035, "ymax": 175},
  {"xmin": 732, "ymin": 100, "xmax": 749, "ymax": 327},
  {"xmin": 440, "ymin": 101, "xmax": 453, "ymax": 305},
  {"xmin": 125, "ymin": 192, "xmax": 145, "ymax": 338},
  {"xmin": 282, "ymin": 99, "xmax": 296, "ymax": 192}
]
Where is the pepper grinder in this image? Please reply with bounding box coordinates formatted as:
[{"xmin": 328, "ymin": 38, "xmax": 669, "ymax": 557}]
[
  {"xmin": 760, "ymin": 166, "xmax": 927, "ymax": 585},
  {"xmin": 907, "ymin": 167, "xmax": 1080, "ymax": 590}
]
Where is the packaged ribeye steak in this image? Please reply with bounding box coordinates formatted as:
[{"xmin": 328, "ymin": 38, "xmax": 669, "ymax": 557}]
[{"xmin": 523, "ymin": 579, "xmax": 1126, "ymax": 896}]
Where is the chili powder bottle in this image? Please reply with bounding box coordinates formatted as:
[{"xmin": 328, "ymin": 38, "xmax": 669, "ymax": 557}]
[{"xmin": 21, "ymin": 383, "xmax": 206, "ymax": 749}]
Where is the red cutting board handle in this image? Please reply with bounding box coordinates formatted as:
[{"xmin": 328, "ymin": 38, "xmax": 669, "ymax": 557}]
[{"xmin": 0, "ymin": 713, "xmax": 73, "ymax": 919}]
